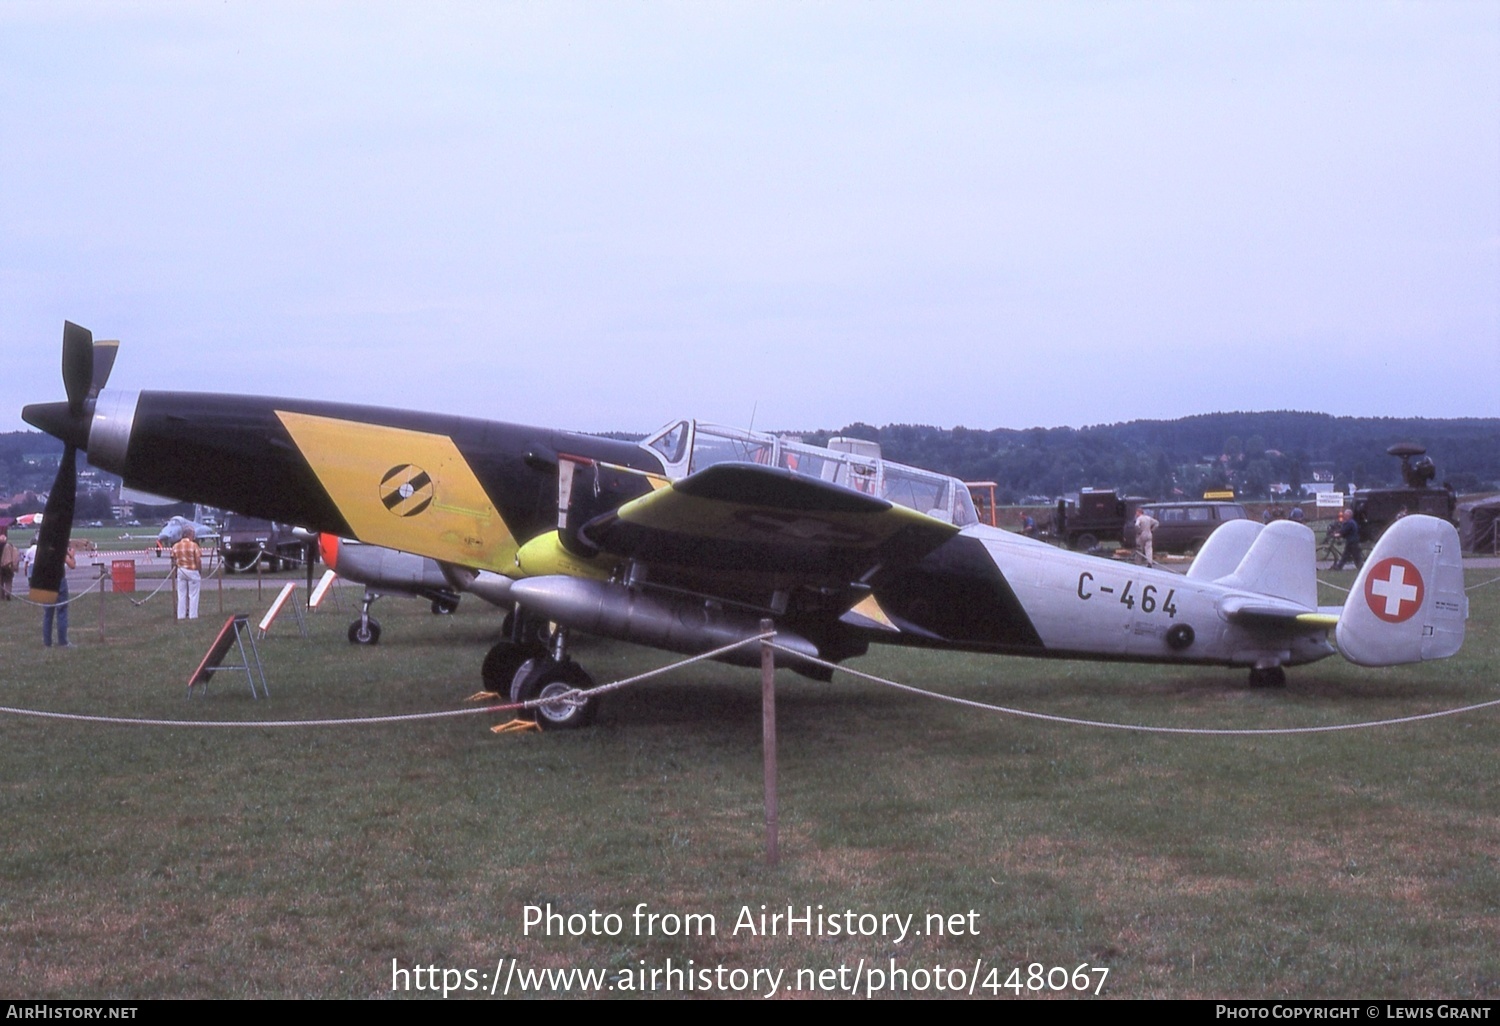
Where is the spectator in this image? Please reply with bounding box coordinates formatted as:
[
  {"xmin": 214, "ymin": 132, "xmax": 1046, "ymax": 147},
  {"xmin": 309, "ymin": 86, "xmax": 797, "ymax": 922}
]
[
  {"xmin": 42, "ymin": 541, "xmax": 76, "ymax": 647},
  {"xmin": 172, "ymin": 525, "xmax": 204, "ymax": 620},
  {"xmin": 1331, "ymin": 509, "xmax": 1364, "ymax": 571},
  {"xmin": 1134, "ymin": 507, "xmax": 1160, "ymax": 564},
  {"xmin": 0, "ymin": 531, "xmax": 16, "ymax": 600}
]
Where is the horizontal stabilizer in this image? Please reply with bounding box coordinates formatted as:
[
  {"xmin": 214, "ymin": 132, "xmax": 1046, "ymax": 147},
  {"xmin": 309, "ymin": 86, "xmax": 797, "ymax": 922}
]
[
  {"xmin": 1218, "ymin": 594, "xmax": 1316, "ymax": 622},
  {"xmin": 1336, "ymin": 514, "xmax": 1467, "ymax": 666}
]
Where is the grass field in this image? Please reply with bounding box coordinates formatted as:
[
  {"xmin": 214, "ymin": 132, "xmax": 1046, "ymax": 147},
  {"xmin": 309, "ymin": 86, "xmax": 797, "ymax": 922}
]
[{"xmin": 1, "ymin": 568, "xmax": 1497, "ymax": 999}]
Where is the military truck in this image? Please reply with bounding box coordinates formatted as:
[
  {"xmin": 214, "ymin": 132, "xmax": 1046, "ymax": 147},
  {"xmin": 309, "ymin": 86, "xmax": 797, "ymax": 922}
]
[
  {"xmin": 1349, "ymin": 443, "xmax": 1458, "ymax": 543},
  {"xmin": 219, "ymin": 513, "xmax": 308, "ymax": 572},
  {"xmin": 1049, "ymin": 488, "xmax": 1147, "ymax": 551}
]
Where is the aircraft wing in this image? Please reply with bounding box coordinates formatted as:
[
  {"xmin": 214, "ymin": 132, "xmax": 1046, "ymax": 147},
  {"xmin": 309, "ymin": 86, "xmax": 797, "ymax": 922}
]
[{"xmin": 577, "ymin": 462, "xmax": 959, "ymax": 592}]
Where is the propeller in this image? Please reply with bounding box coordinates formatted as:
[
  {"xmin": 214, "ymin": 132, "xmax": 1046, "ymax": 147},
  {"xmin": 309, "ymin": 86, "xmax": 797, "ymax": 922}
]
[{"xmin": 26, "ymin": 322, "xmax": 116, "ymax": 604}]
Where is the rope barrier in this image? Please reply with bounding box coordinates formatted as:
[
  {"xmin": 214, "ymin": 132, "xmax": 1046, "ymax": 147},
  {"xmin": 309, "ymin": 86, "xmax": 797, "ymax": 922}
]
[
  {"xmin": 1319, "ymin": 571, "xmax": 1499, "ymax": 595},
  {"xmin": 767, "ymin": 642, "xmax": 1500, "ymax": 736},
  {"xmin": 0, "ymin": 633, "xmax": 775, "ymax": 729},
  {"xmin": 124, "ymin": 569, "xmax": 177, "ymax": 607},
  {"xmin": 567, "ymin": 632, "xmax": 776, "ymax": 701},
  {"xmin": 4, "ymin": 621, "xmax": 1495, "ymax": 738},
  {"xmin": 13, "ymin": 576, "xmax": 103, "ymax": 608},
  {"xmin": 0, "ymin": 702, "xmax": 514, "ymax": 729}
]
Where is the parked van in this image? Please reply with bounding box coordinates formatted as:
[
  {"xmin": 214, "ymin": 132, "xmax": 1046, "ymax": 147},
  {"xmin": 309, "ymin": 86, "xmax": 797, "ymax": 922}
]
[{"xmin": 1122, "ymin": 501, "xmax": 1249, "ymax": 555}]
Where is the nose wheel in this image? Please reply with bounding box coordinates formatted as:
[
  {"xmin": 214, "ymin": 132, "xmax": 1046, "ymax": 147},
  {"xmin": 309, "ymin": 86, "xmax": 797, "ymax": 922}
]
[{"xmin": 348, "ymin": 588, "xmax": 383, "ymax": 645}]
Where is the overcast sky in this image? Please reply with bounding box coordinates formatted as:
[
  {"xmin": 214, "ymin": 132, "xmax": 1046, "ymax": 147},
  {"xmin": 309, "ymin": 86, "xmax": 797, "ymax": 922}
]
[{"xmin": 3, "ymin": 1, "xmax": 1496, "ymax": 437}]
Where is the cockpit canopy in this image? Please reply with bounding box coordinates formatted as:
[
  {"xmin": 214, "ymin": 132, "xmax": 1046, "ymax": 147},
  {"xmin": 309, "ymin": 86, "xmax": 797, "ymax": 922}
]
[{"xmin": 641, "ymin": 419, "xmax": 979, "ymax": 527}]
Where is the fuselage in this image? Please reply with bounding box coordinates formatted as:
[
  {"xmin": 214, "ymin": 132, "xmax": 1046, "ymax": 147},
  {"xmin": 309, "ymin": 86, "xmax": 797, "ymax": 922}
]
[
  {"xmin": 869, "ymin": 524, "xmax": 1336, "ymax": 669},
  {"xmin": 32, "ymin": 387, "xmax": 1337, "ymax": 673}
]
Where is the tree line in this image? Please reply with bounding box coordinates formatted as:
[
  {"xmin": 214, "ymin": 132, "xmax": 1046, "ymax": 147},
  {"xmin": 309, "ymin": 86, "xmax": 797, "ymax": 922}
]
[{"xmin": 792, "ymin": 411, "xmax": 1500, "ymax": 503}]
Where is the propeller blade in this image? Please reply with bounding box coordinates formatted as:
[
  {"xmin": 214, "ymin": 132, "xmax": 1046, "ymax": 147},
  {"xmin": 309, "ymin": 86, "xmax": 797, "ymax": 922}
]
[
  {"xmin": 28, "ymin": 445, "xmax": 77, "ymax": 605},
  {"xmin": 62, "ymin": 321, "xmax": 94, "ymax": 416},
  {"xmin": 89, "ymin": 339, "xmax": 120, "ymax": 399}
]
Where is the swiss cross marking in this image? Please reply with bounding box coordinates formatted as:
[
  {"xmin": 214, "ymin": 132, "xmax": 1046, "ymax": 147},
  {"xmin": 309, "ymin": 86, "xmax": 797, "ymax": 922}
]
[{"xmin": 1364, "ymin": 557, "xmax": 1424, "ymax": 624}]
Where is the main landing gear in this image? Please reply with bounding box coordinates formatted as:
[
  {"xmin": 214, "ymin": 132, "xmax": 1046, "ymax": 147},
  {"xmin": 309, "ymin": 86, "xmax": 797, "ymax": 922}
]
[
  {"xmin": 481, "ymin": 613, "xmax": 598, "ymax": 730},
  {"xmin": 1248, "ymin": 664, "xmax": 1287, "ymax": 688}
]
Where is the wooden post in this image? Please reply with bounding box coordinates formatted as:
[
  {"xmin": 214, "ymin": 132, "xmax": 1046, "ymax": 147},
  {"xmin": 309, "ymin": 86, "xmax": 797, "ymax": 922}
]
[{"xmin": 761, "ymin": 617, "xmax": 779, "ymax": 867}]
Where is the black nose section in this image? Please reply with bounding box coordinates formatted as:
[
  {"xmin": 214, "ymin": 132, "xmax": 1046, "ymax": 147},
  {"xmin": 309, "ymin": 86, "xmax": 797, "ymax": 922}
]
[{"xmin": 23, "ymin": 400, "xmax": 91, "ymax": 449}]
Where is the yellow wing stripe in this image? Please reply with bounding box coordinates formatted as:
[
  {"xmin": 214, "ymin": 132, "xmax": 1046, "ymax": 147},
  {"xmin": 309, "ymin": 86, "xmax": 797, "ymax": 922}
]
[{"xmin": 276, "ymin": 410, "xmax": 517, "ymax": 571}]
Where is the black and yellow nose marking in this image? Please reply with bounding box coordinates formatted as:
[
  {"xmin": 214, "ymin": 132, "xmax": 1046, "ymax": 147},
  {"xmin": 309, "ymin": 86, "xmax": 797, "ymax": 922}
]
[
  {"xmin": 381, "ymin": 464, "xmax": 435, "ymax": 517},
  {"xmin": 275, "ymin": 409, "xmax": 517, "ymax": 571}
]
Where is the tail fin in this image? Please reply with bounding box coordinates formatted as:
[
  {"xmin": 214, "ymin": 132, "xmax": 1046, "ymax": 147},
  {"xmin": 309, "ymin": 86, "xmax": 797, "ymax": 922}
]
[
  {"xmin": 1213, "ymin": 520, "xmax": 1318, "ymax": 608},
  {"xmin": 1186, "ymin": 518, "xmax": 1263, "ymax": 582},
  {"xmin": 1336, "ymin": 515, "xmax": 1467, "ymax": 666}
]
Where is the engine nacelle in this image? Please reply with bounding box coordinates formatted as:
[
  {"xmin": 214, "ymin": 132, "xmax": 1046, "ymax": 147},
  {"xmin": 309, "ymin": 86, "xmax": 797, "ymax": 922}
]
[{"xmin": 508, "ymin": 575, "xmax": 819, "ymax": 670}]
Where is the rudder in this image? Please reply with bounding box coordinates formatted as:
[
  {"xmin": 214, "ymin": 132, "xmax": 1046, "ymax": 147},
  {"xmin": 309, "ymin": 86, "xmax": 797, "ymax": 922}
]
[{"xmin": 1336, "ymin": 515, "xmax": 1467, "ymax": 666}]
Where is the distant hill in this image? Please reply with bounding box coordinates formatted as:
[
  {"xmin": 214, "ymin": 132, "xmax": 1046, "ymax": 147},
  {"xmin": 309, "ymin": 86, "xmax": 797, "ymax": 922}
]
[
  {"xmin": 0, "ymin": 430, "xmax": 112, "ymax": 504},
  {"xmin": 790, "ymin": 412, "xmax": 1500, "ymax": 503}
]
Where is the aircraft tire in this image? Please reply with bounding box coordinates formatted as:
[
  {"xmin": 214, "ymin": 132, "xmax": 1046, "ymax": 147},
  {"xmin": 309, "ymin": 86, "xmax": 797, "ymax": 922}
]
[
  {"xmin": 482, "ymin": 640, "xmax": 537, "ymax": 696},
  {"xmin": 431, "ymin": 597, "xmax": 458, "ymax": 615},
  {"xmin": 348, "ymin": 618, "xmax": 381, "ymax": 645},
  {"xmin": 1248, "ymin": 665, "xmax": 1286, "ymax": 688},
  {"xmin": 514, "ymin": 659, "xmax": 597, "ymax": 730}
]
